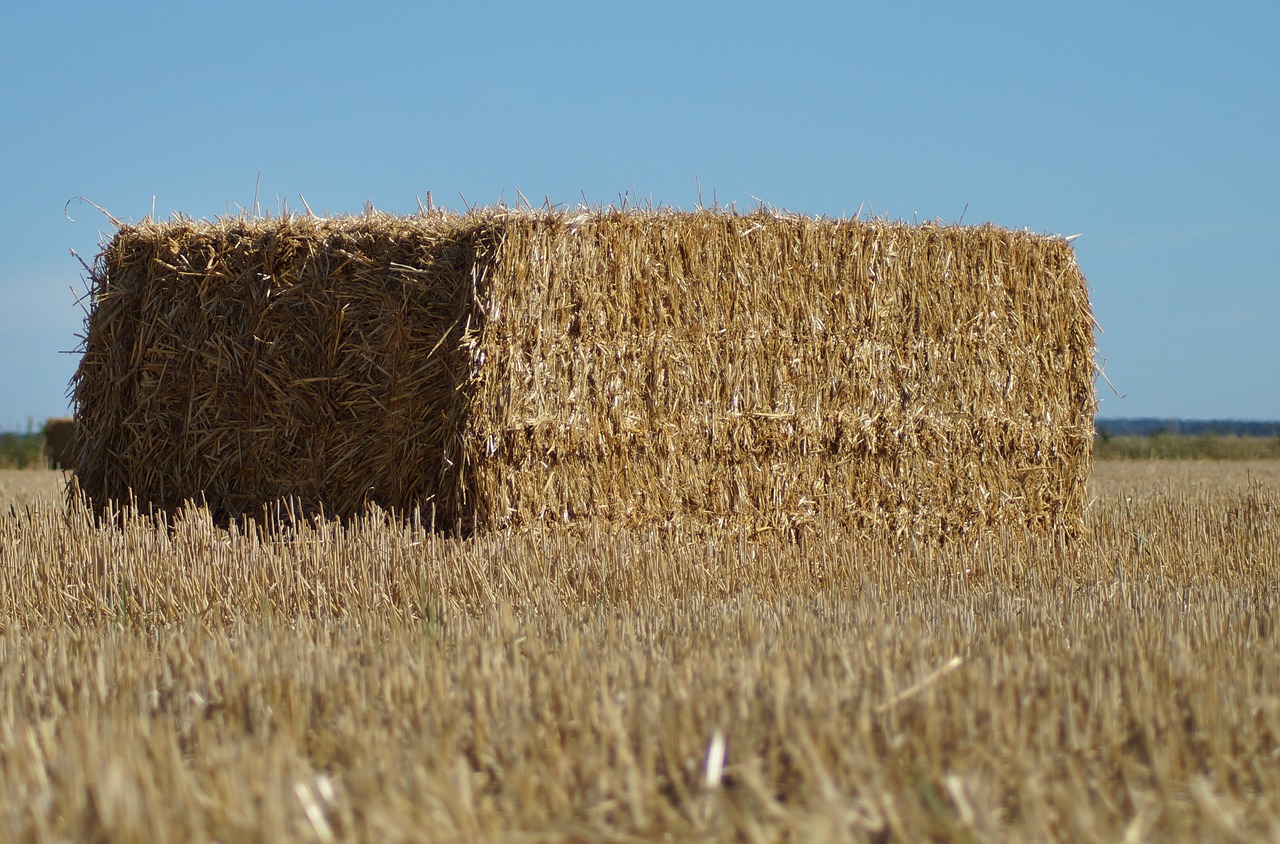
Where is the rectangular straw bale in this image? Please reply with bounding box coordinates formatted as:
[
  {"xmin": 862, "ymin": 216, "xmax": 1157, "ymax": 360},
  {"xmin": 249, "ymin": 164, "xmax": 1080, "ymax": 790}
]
[
  {"xmin": 72, "ymin": 208, "xmax": 1095, "ymax": 538},
  {"xmin": 44, "ymin": 417, "xmax": 76, "ymax": 470}
]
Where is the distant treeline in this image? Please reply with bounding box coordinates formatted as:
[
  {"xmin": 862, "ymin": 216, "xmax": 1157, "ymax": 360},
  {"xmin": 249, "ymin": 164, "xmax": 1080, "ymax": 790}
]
[
  {"xmin": 1093, "ymin": 419, "xmax": 1280, "ymax": 460},
  {"xmin": 4, "ymin": 419, "xmax": 1280, "ymax": 471},
  {"xmin": 0, "ymin": 431, "xmax": 44, "ymax": 469},
  {"xmin": 1095, "ymin": 418, "xmax": 1280, "ymax": 438}
]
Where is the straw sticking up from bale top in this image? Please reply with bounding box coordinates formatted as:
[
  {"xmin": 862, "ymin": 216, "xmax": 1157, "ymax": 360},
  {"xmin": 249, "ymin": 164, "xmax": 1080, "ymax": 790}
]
[{"xmin": 72, "ymin": 208, "xmax": 1095, "ymax": 538}]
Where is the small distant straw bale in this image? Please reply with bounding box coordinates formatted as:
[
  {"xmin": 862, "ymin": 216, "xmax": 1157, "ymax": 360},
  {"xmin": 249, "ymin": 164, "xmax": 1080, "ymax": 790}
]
[
  {"xmin": 71, "ymin": 208, "xmax": 1095, "ymax": 538},
  {"xmin": 45, "ymin": 417, "xmax": 76, "ymax": 471}
]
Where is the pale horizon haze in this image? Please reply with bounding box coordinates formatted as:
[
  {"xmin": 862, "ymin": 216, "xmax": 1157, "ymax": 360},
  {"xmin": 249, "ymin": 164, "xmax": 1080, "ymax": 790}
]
[{"xmin": 2, "ymin": 2, "xmax": 1277, "ymax": 429}]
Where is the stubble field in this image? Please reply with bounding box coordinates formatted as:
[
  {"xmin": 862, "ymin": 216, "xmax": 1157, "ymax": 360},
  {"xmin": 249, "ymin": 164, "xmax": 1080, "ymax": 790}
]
[{"xmin": 1, "ymin": 461, "xmax": 1277, "ymax": 842}]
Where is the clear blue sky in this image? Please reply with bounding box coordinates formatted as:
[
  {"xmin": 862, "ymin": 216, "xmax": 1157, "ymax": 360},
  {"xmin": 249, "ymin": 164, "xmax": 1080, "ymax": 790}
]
[{"xmin": 3, "ymin": 2, "xmax": 1277, "ymax": 429}]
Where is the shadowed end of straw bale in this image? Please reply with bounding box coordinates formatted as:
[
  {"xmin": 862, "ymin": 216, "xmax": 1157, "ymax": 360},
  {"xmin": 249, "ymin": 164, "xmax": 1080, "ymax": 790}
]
[{"xmin": 72, "ymin": 213, "xmax": 484, "ymax": 526}]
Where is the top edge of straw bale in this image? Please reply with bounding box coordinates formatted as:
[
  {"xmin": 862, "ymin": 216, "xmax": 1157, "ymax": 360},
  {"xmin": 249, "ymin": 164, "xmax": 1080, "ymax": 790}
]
[{"xmin": 103, "ymin": 206, "xmax": 1083, "ymax": 245}]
